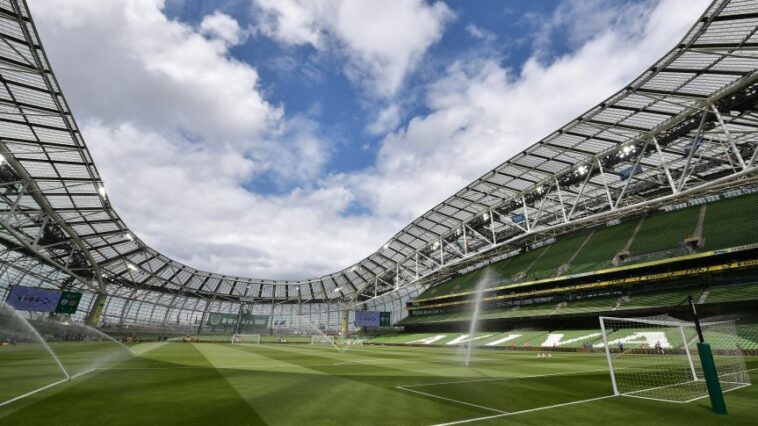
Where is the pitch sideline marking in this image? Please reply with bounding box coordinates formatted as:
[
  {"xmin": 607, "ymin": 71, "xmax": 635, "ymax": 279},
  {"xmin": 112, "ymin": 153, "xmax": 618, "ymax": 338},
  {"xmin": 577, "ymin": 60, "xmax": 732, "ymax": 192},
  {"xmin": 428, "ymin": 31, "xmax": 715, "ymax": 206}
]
[
  {"xmin": 430, "ymin": 395, "xmax": 616, "ymax": 426},
  {"xmin": 396, "ymin": 386, "xmax": 508, "ymax": 414},
  {"xmin": 0, "ymin": 379, "xmax": 69, "ymax": 408},
  {"xmin": 0, "ymin": 367, "xmax": 98, "ymax": 408}
]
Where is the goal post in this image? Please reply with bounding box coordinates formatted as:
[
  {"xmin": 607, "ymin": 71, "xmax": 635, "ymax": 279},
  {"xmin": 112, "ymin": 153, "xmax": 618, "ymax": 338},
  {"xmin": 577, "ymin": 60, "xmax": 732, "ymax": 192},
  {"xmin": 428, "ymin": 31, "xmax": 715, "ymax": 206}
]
[
  {"xmin": 598, "ymin": 315, "xmax": 750, "ymax": 406},
  {"xmin": 231, "ymin": 334, "xmax": 261, "ymax": 344}
]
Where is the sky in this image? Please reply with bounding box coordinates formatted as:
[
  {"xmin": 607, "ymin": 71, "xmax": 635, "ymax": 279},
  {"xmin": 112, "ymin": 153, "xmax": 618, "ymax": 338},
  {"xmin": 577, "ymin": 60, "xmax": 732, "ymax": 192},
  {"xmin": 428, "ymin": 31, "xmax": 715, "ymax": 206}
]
[{"xmin": 29, "ymin": 0, "xmax": 710, "ymax": 280}]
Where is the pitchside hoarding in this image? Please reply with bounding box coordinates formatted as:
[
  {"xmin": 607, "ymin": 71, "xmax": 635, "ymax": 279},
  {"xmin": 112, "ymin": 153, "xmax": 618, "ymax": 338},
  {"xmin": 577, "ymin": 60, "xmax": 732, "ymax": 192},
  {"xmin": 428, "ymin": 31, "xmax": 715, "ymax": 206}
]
[
  {"xmin": 355, "ymin": 311, "xmax": 391, "ymax": 327},
  {"xmin": 206, "ymin": 312, "xmax": 270, "ymax": 330},
  {"xmin": 5, "ymin": 285, "xmax": 82, "ymax": 313}
]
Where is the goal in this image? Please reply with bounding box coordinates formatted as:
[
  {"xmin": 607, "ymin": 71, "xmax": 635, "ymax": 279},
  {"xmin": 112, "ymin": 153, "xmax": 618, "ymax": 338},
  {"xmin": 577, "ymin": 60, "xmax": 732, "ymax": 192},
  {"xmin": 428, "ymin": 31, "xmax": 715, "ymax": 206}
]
[
  {"xmin": 310, "ymin": 334, "xmax": 335, "ymax": 345},
  {"xmin": 231, "ymin": 334, "xmax": 261, "ymax": 345},
  {"xmin": 598, "ymin": 315, "xmax": 750, "ymax": 403}
]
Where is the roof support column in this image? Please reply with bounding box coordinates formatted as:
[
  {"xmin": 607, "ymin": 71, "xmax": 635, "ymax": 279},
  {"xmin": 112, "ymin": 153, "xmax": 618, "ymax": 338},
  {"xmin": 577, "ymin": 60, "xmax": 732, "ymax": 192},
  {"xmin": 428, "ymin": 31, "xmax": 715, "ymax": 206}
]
[
  {"xmin": 554, "ymin": 178, "xmax": 568, "ymax": 223},
  {"xmin": 462, "ymin": 225, "xmax": 468, "ymax": 255},
  {"xmin": 465, "ymin": 223, "xmax": 494, "ymax": 247},
  {"xmin": 415, "ymin": 252, "xmax": 419, "ymax": 280},
  {"xmin": 521, "ymin": 195, "xmax": 531, "ymax": 232},
  {"xmin": 531, "ymin": 191, "xmax": 548, "ymax": 229},
  {"xmin": 596, "ymin": 159, "xmax": 615, "ymax": 210},
  {"xmin": 614, "ymin": 139, "xmax": 650, "ymax": 209},
  {"xmin": 710, "ymin": 104, "xmax": 747, "ymax": 170},
  {"xmin": 568, "ymin": 163, "xmax": 594, "ymax": 220},
  {"xmin": 678, "ymin": 112, "xmax": 709, "ymax": 192},
  {"xmin": 651, "ymin": 135, "xmax": 678, "ymax": 194},
  {"xmin": 489, "ymin": 211, "xmax": 497, "ymax": 244}
]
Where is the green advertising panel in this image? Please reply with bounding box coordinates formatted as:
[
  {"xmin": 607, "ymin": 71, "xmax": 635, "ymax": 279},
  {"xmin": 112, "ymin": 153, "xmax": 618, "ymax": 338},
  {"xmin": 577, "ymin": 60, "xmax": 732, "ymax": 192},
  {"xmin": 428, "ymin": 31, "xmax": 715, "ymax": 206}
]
[
  {"xmin": 380, "ymin": 312, "xmax": 391, "ymax": 327},
  {"xmin": 206, "ymin": 312, "xmax": 270, "ymax": 331},
  {"xmin": 55, "ymin": 291, "xmax": 82, "ymax": 314}
]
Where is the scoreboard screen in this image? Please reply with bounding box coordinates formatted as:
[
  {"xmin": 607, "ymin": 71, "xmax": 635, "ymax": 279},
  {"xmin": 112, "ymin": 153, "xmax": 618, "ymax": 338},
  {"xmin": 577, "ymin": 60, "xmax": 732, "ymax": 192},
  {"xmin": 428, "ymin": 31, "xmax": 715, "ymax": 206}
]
[{"xmin": 355, "ymin": 311, "xmax": 391, "ymax": 327}]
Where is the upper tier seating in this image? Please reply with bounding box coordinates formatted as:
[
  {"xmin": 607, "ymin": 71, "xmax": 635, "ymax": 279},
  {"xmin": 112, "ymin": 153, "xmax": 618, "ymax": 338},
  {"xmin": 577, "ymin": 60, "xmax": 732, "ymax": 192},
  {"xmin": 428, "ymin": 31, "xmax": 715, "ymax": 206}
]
[
  {"xmin": 703, "ymin": 282, "xmax": 758, "ymax": 304},
  {"xmin": 416, "ymin": 192, "xmax": 758, "ymax": 301}
]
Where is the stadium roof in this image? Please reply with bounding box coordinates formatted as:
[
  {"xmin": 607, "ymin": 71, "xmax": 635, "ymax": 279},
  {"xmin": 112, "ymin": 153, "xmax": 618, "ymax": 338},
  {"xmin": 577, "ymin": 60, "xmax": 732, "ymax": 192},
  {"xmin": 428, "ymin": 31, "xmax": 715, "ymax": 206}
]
[{"xmin": 0, "ymin": 0, "xmax": 756, "ymax": 305}]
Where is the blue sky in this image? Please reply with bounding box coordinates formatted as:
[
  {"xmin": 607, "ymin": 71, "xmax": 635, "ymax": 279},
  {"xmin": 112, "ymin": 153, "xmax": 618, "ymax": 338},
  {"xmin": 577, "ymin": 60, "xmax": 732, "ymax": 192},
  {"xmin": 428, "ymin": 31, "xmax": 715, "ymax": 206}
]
[
  {"xmin": 30, "ymin": 0, "xmax": 709, "ymax": 279},
  {"xmin": 162, "ymin": 0, "xmax": 577, "ymax": 195}
]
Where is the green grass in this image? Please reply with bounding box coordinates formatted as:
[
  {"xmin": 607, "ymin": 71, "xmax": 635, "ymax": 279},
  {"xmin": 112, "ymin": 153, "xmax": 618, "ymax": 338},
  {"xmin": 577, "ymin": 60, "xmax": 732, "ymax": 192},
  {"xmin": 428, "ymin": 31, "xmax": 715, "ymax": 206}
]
[{"xmin": 1, "ymin": 342, "xmax": 756, "ymax": 425}]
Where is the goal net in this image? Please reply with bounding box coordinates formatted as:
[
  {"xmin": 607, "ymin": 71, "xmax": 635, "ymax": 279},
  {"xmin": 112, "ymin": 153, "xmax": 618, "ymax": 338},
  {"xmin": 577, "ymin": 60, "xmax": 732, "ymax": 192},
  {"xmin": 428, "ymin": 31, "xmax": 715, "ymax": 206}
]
[
  {"xmin": 310, "ymin": 335, "xmax": 335, "ymax": 345},
  {"xmin": 231, "ymin": 334, "xmax": 261, "ymax": 344},
  {"xmin": 599, "ymin": 315, "xmax": 751, "ymax": 403}
]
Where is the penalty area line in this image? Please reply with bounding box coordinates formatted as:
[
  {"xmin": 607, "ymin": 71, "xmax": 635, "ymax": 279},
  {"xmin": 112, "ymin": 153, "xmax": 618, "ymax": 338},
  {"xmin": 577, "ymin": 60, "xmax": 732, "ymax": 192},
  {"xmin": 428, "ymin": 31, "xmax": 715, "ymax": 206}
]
[
  {"xmin": 400, "ymin": 367, "xmax": 610, "ymax": 388},
  {"xmin": 430, "ymin": 395, "xmax": 616, "ymax": 426},
  {"xmin": 396, "ymin": 386, "xmax": 508, "ymax": 414}
]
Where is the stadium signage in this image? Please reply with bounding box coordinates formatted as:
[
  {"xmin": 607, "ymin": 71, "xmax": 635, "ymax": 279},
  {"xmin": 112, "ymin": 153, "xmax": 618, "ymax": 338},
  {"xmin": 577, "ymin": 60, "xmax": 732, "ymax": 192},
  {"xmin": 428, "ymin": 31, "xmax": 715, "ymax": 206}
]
[
  {"xmin": 355, "ymin": 311, "xmax": 391, "ymax": 327},
  {"xmin": 6, "ymin": 285, "xmax": 82, "ymax": 313},
  {"xmin": 206, "ymin": 312, "xmax": 270, "ymax": 330},
  {"xmin": 663, "ymin": 187, "xmax": 758, "ymax": 212}
]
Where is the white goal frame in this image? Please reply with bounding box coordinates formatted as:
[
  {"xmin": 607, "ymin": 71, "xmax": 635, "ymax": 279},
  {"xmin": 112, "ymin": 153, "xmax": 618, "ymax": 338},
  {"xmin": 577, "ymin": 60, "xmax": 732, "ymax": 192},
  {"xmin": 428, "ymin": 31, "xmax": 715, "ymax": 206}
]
[
  {"xmin": 231, "ymin": 333, "xmax": 261, "ymax": 344},
  {"xmin": 598, "ymin": 315, "xmax": 750, "ymax": 403}
]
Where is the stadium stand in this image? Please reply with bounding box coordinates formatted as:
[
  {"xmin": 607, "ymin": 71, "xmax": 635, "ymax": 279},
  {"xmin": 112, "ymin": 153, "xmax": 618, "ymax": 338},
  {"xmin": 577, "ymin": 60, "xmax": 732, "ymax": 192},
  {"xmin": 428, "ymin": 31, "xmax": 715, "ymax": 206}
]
[
  {"xmin": 567, "ymin": 220, "xmax": 639, "ymax": 274},
  {"xmin": 526, "ymin": 234, "xmax": 588, "ymax": 280},
  {"xmin": 702, "ymin": 282, "xmax": 758, "ymax": 304},
  {"xmin": 628, "ymin": 206, "xmax": 700, "ymax": 258},
  {"xmin": 414, "ymin": 192, "xmax": 758, "ymax": 303},
  {"xmin": 701, "ymin": 193, "xmax": 758, "ymax": 251}
]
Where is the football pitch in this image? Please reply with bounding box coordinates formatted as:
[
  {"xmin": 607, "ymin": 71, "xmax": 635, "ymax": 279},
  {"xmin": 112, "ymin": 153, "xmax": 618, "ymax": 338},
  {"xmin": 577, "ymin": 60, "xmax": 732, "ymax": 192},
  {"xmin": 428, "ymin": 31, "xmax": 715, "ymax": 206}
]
[{"xmin": 0, "ymin": 343, "xmax": 756, "ymax": 426}]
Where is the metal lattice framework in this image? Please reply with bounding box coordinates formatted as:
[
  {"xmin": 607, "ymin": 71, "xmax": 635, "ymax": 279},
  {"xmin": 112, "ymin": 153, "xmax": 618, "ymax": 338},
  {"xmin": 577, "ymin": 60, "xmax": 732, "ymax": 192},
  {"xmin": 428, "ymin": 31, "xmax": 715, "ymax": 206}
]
[{"xmin": 0, "ymin": 0, "xmax": 757, "ymax": 325}]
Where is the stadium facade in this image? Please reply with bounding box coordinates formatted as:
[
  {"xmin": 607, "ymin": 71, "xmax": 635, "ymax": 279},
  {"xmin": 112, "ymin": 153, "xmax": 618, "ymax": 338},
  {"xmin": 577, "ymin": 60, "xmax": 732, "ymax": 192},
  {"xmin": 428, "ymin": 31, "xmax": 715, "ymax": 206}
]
[{"xmin": 0, "ymin": 0, "xmax": 756, "ymax": 335}]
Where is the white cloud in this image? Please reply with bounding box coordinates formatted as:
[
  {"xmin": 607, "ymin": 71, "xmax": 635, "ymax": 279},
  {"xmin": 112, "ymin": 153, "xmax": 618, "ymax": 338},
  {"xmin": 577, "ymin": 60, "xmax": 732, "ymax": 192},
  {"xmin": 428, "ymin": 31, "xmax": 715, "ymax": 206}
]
[
  {"xmin": 27, "ymin": 0, "xmax": 709, "ymax": 280},
  {"xmin": 465, "ymin": 24, "xmax": 496, "ymax": 43},
  {"xmin": 252, "ymin": 0, "xmax": 454, "ymax": 98},
  {"xmin": 367, "ymin": 104, "xmax": 401, "ymax": 135},
  {"xmin": 32, "ymin": 0, "xmax": 280, "ymax": 143},
  {"xmin": 200, "ymin": 11, "xmax": 245, "ymax": 46},
  {"xmin": 84, "ymin": 122, "xmax": 399, "ymax": 279},
  {"xmin": 344, "ymin": 0, "xmax": 709, "ymax": 221}
]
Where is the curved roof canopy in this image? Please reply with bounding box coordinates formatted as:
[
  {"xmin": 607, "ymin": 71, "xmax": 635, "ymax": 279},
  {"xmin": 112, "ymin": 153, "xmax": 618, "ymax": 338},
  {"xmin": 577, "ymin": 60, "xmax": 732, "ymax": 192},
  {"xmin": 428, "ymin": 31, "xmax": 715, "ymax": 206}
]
[{"xmin": 0, "ymin": 0, "xmax": 756, "ymax": 304}]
